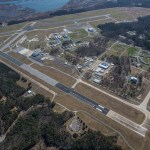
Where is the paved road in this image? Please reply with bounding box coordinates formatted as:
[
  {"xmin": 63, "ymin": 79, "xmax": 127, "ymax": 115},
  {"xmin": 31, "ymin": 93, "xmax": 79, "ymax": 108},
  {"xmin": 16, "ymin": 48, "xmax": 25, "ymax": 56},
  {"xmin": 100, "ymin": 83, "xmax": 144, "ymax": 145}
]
[
  {"xmin": 0, "ymin": 31, "xmax": 25, "ymax": 52},
  {"xmin": 107, "ymin": 110, "xmax": 147, "ymax": 137},
  {"xmin": 139, "ymin": 91, "xmax": 150, "ymax": 109},
  {"xmin": 56, "ymin": 83, "xmax": 109, "ymax": 115}
]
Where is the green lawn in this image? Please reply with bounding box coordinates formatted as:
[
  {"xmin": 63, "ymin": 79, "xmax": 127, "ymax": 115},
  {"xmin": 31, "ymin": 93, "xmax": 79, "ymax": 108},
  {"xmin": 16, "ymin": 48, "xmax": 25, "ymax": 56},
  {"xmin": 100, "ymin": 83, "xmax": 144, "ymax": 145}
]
[
  {"xmin": 127, "ymin": 47, "xmax": 139, "ymax": 56},
  {"xmin": 108, "ymin": 43, "xmax": 129, "ymax": 56},
  {"xmin": 69, "ymin": 29, "xmax": 88, "ymax": 41}
]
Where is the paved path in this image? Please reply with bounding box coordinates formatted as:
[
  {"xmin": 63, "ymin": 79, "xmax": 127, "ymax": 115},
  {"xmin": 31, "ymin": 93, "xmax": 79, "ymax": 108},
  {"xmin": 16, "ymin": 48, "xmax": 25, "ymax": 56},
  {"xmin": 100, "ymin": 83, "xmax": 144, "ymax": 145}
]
[
  {"xmin": 139, "ymin": 91, "xmax": 150, "ymax": 109},
  {"xmin": 107, "ymin": 110, "xmax": 147, "ymax": 137},
  {"xmin": 0, "ymin": 31, "xmax": 25, "ymax": 52}
]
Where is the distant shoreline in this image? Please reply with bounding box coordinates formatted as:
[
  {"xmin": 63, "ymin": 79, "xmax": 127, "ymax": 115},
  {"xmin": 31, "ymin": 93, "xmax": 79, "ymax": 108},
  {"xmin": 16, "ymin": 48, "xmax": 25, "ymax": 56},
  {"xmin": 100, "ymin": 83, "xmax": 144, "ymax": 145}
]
[{"xmin": 1, "ymin": 0, "xmax": 150, "ymax": 26}]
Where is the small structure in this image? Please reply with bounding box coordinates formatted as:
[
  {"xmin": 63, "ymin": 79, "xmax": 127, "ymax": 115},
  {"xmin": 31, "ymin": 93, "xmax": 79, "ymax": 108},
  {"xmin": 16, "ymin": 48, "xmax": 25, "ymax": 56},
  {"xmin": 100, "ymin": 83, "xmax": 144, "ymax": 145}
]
[
  {"xmin": 130, "ymin": 76, "xmax": 138, "ymax": 84},
  {"xmin": 93, "ymin": 78, "xmax": 101, "ymax": 84},
  {"xmin": 88, "ymin": 27, "xmax": 94, "ymax": 32},
  {"xmin": 127, "ymin": 31, "xmax": 136, "ymax": 36},
  {"xmin": 32, "ymin": 52, "xmax": 39, "ymax": 57},
  {"xmin": 69, "ymin": 118, "xmax": 81, "ymax": 133},
  {"xmin": 99, "ymin": 62, "xmax": 110, "ymax": 70},
  {"xmin": 95, "ymin": 67, "xmax": 102, "ymax": 73},
  {"xmin": 95, "ymin": 72, "xmax": 103, "ymax": 77},
  {"xmin": 27, "ymin": 90, "xmax": 32, "ymax": 94}
]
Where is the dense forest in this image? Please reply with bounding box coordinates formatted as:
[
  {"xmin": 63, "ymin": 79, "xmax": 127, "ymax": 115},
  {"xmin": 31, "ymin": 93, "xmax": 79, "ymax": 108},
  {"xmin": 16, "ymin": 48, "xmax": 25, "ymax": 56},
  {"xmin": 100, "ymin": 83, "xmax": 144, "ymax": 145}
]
[
  {"xmin": 98, "ymin": 15, "xmax": 150, "ymax": 50},
  {"xmin": 0, "ymin": 63, "xmax": 121, "ymax": 150},
  {"xmin": 76, "ymin": 36, "xmax": 108, "ymax": 57}
]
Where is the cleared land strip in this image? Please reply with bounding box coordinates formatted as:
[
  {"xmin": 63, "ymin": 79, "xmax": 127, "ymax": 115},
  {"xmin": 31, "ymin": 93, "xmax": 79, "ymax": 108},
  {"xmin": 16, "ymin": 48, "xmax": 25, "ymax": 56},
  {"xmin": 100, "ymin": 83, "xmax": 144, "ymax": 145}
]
[{"xmin": 107, "ymin": 110, "xmax": 147, "ymax": 137}]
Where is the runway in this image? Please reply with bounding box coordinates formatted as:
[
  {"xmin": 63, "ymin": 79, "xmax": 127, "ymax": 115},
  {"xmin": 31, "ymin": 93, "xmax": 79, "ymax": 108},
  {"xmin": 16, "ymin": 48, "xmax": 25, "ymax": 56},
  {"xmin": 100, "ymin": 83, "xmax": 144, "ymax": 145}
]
[
  {"xmin": 0, "ymin": 51, "xmax": 109, "ymax": 115},
  {"xmin": 56, "ymin": 83, "xmax": 109, "ymax": 115}
]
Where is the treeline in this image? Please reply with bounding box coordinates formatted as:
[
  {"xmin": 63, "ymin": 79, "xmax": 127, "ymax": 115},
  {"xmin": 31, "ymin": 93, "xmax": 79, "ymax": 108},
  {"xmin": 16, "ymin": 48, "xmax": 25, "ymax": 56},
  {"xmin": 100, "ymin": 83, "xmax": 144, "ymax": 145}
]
[
  {"xmin": 76, "ymin": 36, "xmax": 108, "ymax": 57},
  {"xmin": 0, "ymin": 63, "xmax": 121, "ymax": 150},
  {"xmin": 0, "ymin": 63, "xmax": 26, "ymax": 99},
  {"xmin": 0, "ymin": 105, "xmax": 121, "ymax": 150},
  {"xmin": 98, "ymin": 15, "xmax": 150, "ymax": 50}
]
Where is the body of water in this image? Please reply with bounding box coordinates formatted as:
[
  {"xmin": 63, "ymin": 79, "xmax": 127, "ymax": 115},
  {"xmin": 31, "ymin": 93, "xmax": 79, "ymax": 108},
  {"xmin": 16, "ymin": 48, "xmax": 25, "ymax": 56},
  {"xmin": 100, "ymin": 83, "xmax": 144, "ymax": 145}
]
[{"xmin": 0, "ymin": 0, "xmax": 69, "ymax": 12}]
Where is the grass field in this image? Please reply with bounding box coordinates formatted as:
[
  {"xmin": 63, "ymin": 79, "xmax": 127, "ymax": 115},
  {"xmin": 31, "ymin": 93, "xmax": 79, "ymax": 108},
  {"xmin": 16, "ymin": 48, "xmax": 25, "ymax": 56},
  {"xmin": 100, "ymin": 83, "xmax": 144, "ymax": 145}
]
[
  {"xmin": 0, "ymin": 22, "xmax": 27, "ymax": 33},
  {"xmin": 31, "ymin": 63, "xmax": 76, "ymax": 87},
  {"xmin": 69, "ymin": 29, "xmax": 88, "ymax": 41},
  {"xmin": 76, "ymin": 112, "xmax": 113, "ymax": 134},
  {"xmin": 53, "ymin": 104, "xmax": 66, "ymax": 113},
  {"xmin": 127, "ymin": 47, "xmax": 139, "ymax": 56},
  {"xmin": 75, "ymin": 83, "xmax": 145, "ymax": 124},
  {"xmin": 34, "ymin": 87, "xmax": 53, "ymax": 99},
  {"xmin": 17, "ymin": 77, "xmax": 39, "ymax": 91},
  {"xmin": 44, "ymin": 59, "xmax": 79, "ymax": 77},
  {"xmin": 34, "ymin": 7, "xmax": 150, "ymax": 30},
  {"xmin": 0, "ymin": 35, "xmax": 10, "ymax": 43},
  {"xmin": 8, "ymin": 52, "xmax": 32, "ymax": 65}
]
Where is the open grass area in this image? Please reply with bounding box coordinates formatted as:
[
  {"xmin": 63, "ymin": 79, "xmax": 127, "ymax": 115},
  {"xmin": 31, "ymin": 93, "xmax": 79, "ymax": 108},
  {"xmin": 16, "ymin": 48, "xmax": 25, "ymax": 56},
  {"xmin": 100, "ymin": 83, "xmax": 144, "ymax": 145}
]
[
  {"xmin": 76, "ymin": 112, "xmax": 113, "ymax": 134},
  {"xmin": 127, "ymin": 47, "xmax": 139, "ymax": 56},
  {"xmin": 44, "ymin": 59, "xmax": 79, "ymax": 77},
  {"xmin": 52, "ymin": 104, "xmax": 66, "ymax": 113},
  {"xmin": 75, "ymin": 83, "xmax": 145, "ymax": 124},
  {"xmin": 34, "ymin": 7, "xmax": 150, "ymax": 30},
  {"xmin": 142, "ymin": 130, "xmax": 150, "ymax": 150},
  {"xmin": 25, "ymin": 26, "xmax": 65, "ymax": 39},
  {"xmin": 108, "ymin": 43, "xmax": 129, "ymax": 57},
  {"xmin": 31, "ymin": 63, "xmax": 76, "ymax": 87},
  {"xmin": 0, "ymin": 35, "xmax": 10, "ymax": 43},
  {"xmin": 8, "ymin": 52, "xmax": 32, "ymax": 65},
  {"xmin": 34, "ymin": 87, "xmax": 53, "ymax": 99},
  {"xmin": 17, "ymin": 77, "xmax": 39, "ymax": 91},
  {"xmin": 0, "ymin": 22, "xmax": 27, "ymax": 33},
  {"xmin": 69, "ymin": 29, "xmax": 88, "ymax": 41},
  {"xmin": 90, "ymin": 18, "xmax": 114, "ymax": 28},
  {"xmin": 142, "ymin": 51, "xmax": 150, "ymax": 64}
]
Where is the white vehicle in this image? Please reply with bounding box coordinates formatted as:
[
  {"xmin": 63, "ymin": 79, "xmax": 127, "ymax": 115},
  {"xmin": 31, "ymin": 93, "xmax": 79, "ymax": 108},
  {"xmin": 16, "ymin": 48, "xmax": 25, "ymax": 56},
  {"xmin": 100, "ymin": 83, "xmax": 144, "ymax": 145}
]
[
  {"xmin": 98, "ymin": 105, "xmax": 104, "ymax": 109},
  {"xmin": 96, "ymin": 108, "xmax": 102, "ymax": 112}
]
